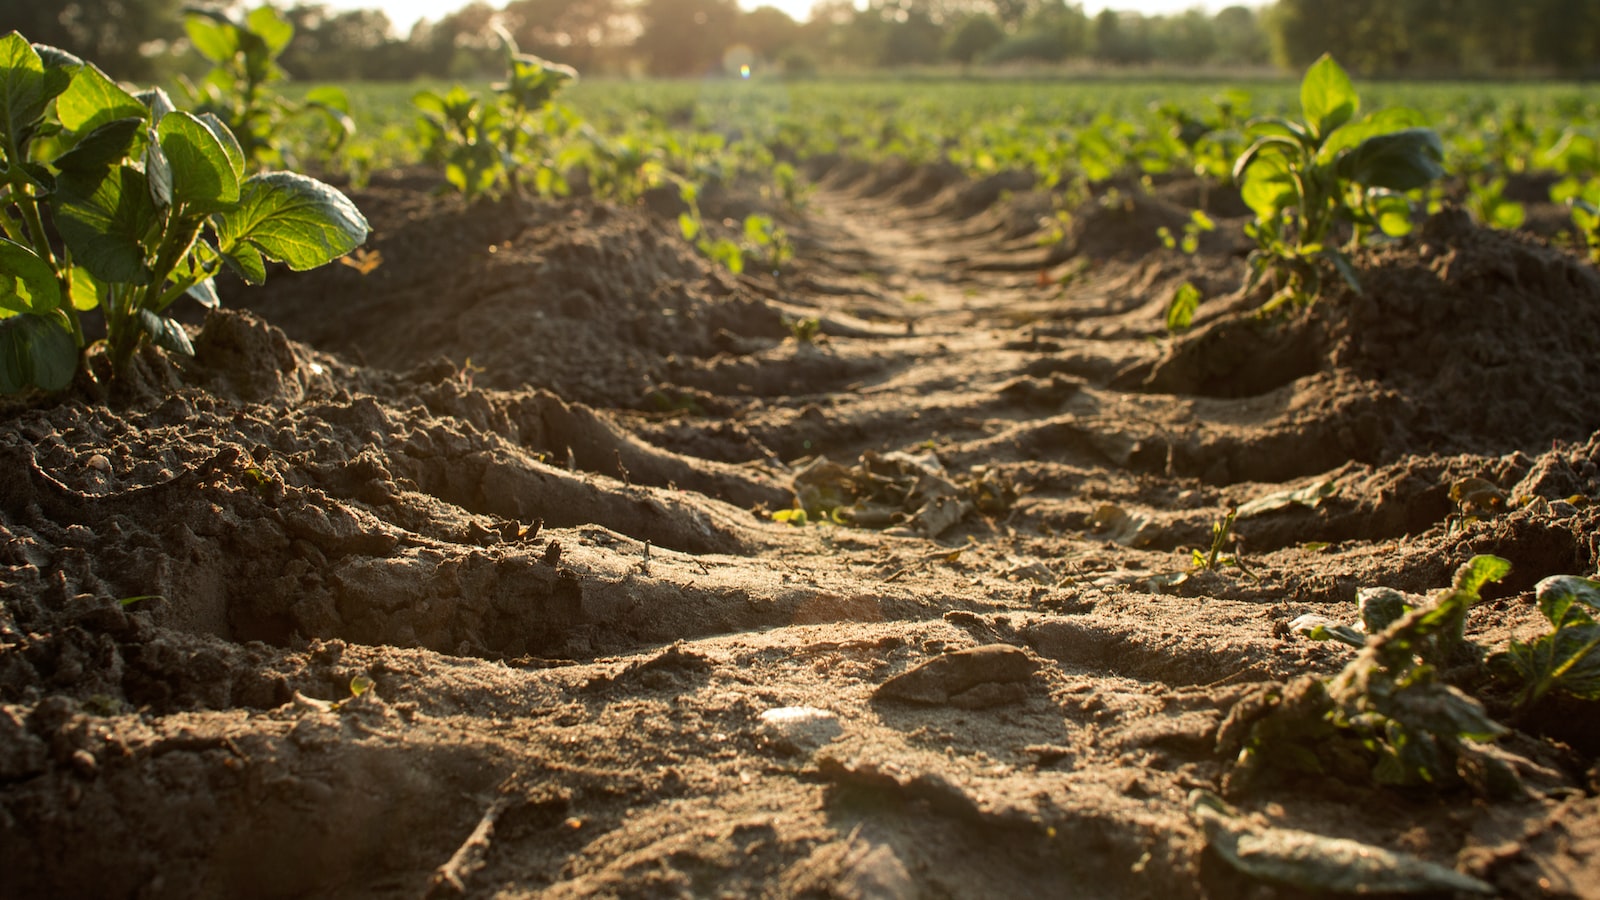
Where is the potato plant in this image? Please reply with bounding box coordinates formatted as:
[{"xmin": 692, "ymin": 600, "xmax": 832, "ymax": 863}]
[
  {"xmin": 412, "ymin": 27, "xmax": 576, "ymax": 201},
  {"xmin": 180, "ymin": 6, "xmax": 354, "ymax": 169},
  {"xmin": 1234, "ymin": 54, "xmax": 1446, "ymax": 309},
  {"xmin": 0, "ymin": 31, "xmax": 369, "ymax": 392}
]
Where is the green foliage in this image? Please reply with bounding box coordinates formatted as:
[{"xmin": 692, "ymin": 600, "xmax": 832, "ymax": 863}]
[
  {"xmin": 1191, "ymin": 507, "xmax": 1250, "ymax": 575},
  {"xmin": 1465, "ymin": 174, "xmax": 1526, "ymax": 230},
  {"xmin": 1236, "ymin": 556, "xmax": 1512, "ymax": 790},
  {"xmin": 179, "ymin": 6, "xmax": 353, "ymax": 169},
  {"xmin": 1234, "ymin": 54, "xmax": 1446, "ymax": 310},
  {"xmin": 0, "ymin": 30, "xmax": 368, "ymax": 392},
  {"xmin": 1493, "ymin": 575, "xmax": 1600, "ymax": 706},
  {"xmin": 412, "ymin": 26, "xmax": 576, "ymax": 202},
  {"xmin": 1157, "ymin": 209, "xmax": 1216, "ymax": 255},
  {"xmin": 1552, "ymin": 176, "xmax": 1600, "ymax": 265},
  {"xmin": 1164, "ymin": 281, "xmax": 1201, "ymax": 333}
]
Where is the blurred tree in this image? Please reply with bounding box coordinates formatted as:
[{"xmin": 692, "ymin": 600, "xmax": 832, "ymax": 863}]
[
  {"xmin": 984, "ymin": 0, "xmax": 1087, "ymax": 63},
  {"xmin": 1212, "ymin": 5, "xmax": 1269, "ymax": 67},
  {"xmin": 281, "ymin": 5, "xmax": 397, "ymax": 81},
  {"xmin": 503, "ymin": 0, "xmax": 627, "ymax": 71},
  {"xmin": 945, "ymin": 13, "xmax": 1003, "ymax": 64},
  {"xmin": 635, "ymin": 0, "xmax": 739, "ymax": 75},
  {"xmin": 1152, "ymin": 8, "xmax": 1216, "ymax": 66},
  {"xmin": 1, "ymin": 0, "xmax": 185, "ymax": 79},
  {"xmin": 408, "ymin": 1, "xmax": 500, "ymax": 78},
  {"xmin": 737, "ymin": 5, "xmax": 802, "ymax": 61}
]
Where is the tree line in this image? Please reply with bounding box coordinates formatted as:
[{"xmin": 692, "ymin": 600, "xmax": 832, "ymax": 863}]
[{"xmin": 5, "ymin": 0, "xmax": 1598, "ymax": 83}]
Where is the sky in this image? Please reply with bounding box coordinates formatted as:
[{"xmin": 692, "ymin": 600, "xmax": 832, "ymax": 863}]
[{"xmin": 332, "ymin": 0, "xmax": 1241, "ymax": 37}]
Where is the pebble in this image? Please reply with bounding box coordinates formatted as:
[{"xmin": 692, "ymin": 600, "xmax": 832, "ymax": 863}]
[{"xmin": 757, "ymin": 706, "xmax": 843, "ymax": 756}]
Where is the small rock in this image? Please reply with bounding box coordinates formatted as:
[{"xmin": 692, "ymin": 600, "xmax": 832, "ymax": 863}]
[
  {"xmin": 874, "ymin": 644, "xmax": 1037, "ymax": 707},
  {"xmin": 757, "ymin": 706, "xmax": 843, "ymax": 756}
]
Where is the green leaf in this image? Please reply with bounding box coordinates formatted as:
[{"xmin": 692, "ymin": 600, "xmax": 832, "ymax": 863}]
[
  {"xmin": 1499, "ymin": 576, "xmax": 1600, "ymax": 704},
  {"xmin": 1338, "ymin": 129, "xmax": 1446, "ymax": 192},
  {"xmin": 221, "ymin": 242, "xmax": 265, "ymax": 285},
  {"xmin": 186, "ymin": 277, "xmax": 220, "ymax": 310},
  {"xmin": 1455, "ymin": 555, "xmax": 1512, "ymax": 601},
  {"xmin": 183, "ymin": 13, "xmax": 241, "ymax": 64},
  {"xmin": 678, "ymin": 212, "xmax": 699, "ymax": 241},
  {"xmin": 195, "ymin": 111, "xmax": 245, "ymax": 182},
  {"xmin": 53, "ymin": 117, "xmax": 142, "ymax": 175},
  {"xmin": 67, "ymin": 265, "xmax": 104, "ymax": 311},
  {"xmin": 1239, "ymin": 146, "xmax": 1297, "ymax": 221},
  {"xmin": 144, "ymin": 129, "xmax": 173, "ymax": 209},
  {"xmin": 0, "ymin": 31, "xmax": 52, "ymax": 148},
  {"xmin": 246, "ymin": 6, "xmax": 295, "ymax": 56},
  {"xmin": 136, "ymin": 308, "xmax": 194, "ymax": 356},
  {"xmin": 1165, "ymin": 281, "xmax": 1200, "ymax": 333},
  {"xmin": 303, "ymin": 85, "xmax": 350, "ymax": 113},
  {"xmin": 214, "ymin": 172, "xmax": 369, "ymax": 273},
  {"xmin": 1358, "ymin": 588, "xmax": 1410, "ymax": 636},
  {"xmin": 1300, "ymin": 53, "xmax": 1358, "ymax": 140},
  {"xmin": 1369, "ymin": 191, "xmax": 1415, "ymax": 238},
  {"xmin": 54, "ymin": 164, "xmax": 157, "ymax": 284},
  {"xmin": 54, "ymin": 60, "xmax": 144, "ymax": 136},
  {"xmin": 1317, "ymin": 108, "xmax": 1429, "ymax": 164},
  {"xmin": 157, "ymin": 111, "xmax": 240, "ymax": 212},
  {"xmin": 135, "ymin": 87, "xmax": 175, "ymax": 122},
  {"xmin": 0, "ymin": 237, "xmax": 61, "ymax": 316},
  {"xmin": 0, "ymin": 312, "xmax": 77, "ymax": 393}
]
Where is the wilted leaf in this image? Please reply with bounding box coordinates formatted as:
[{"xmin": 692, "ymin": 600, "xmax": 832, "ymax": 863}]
[
  {"xmin": 1237, "ymin": 480, "xmax": 1336, "ymax": 518},
  {"xmin": 1193, "ymin": 791, "xmax": 1495, "ymax": 895}
]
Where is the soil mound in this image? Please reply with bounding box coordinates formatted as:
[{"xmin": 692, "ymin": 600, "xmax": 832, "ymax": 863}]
[
  {"xmin": 235, "ymin": 171, "xmax": 788, "ymax": 407},
  {"xmin": 1144, "ymin": 207, "xmax": 1600, "ymax": 458}
]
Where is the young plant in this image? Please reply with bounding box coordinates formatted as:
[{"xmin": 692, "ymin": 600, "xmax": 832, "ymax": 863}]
[
  {"xmin": 1552, "ymin": 176, "xmax": 1600, "ymax": 265},
  {"xmin": 179, "ymin": 6, "xmax": 353, "ymax": 169},
  {"xmin": 412, "ymin": 27, "xmax": 576, "ymax": 201},
  {"xmin": 674, "ymin": 181, "xmax": 745, "ymax": 275},
  {"xmin": 1234, "ymin": 54, "xmax": 1446, "ymax": 310},
  {"xmin": 1165, "ymin": 281, "xmax": 1202, "ymax": 333},
  {"xmin": 1492, "ymin": 574, "xmax": 1600, "ymax": 707},
  {"xmin": 1156, "ymin": 209, "xmax": 1215, "ymax": 255},
  {"xmin": 1464, "ymin": 174, "xmax": 1525, "ymax": 231},
  {"xmin": 1233, "ymin": 556, "xmax": 1511, "ymax": 790},
  {"xmin": 1190, "ymin": 508, "xmax": 1253, "ymax": 577},
  {"xmin": 742, "ymin": 213, "xmax": 793, "ymax": 275},
  {"xmin": 0, "ymin": 32, "xmax": 369, "ymax": 391}
]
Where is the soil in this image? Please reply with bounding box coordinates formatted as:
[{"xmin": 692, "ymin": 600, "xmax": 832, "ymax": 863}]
[{"xmin": 4, "ymin": 158, "xmax": 1599, "ymax": 899}]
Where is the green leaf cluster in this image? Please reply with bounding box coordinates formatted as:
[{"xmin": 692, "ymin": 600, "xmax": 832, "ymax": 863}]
[
  {"xmin": 1552, "ymin": 176, "xmax": 1600, "ymax": 265},
  {"xmin": 1234, "ymin": 54, "xmax": 1446, "ymax": 310},
  {"xmin": 0, "ymin": 30, "xmax": 369, "ymax": 392},
  {"xmin": 1237, "ymin": 556, "xmax": 1511, "ymax": 790},
  {"xmin": 1493, "ymin": 575, "xmax": 1600, "ymax": 706},
  {"xmin": 179, "ymin": 6, "xmax": 354, "ymax": 169},
  {"xmin": 413, "ymin": 26, "xmax": 577, "ymax": 202}
]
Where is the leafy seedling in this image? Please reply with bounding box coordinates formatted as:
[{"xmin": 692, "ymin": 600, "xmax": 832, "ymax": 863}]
[
  {"xmin": 1492, "ymin": 574, "xmax": 1600, "ymax": 706},
  {"xmin": 179, "ymin": 6, "xmax": 353, "ymax": 169},
  {"xmin": 1192, "ymin": 507, "xmax": 1252, "ymax": 577},
  {"xmin": 1165, "ymin": 281, "xmax": 1201, "ymax": 333},
  {"xmin": 1156, "ymin": 208, "xmax": 1215, "ymax": 255},
  {"xmin": 786, "ymin": 315, "xmax": 821, "ymax": 344},
  {"xmin": 1234, "ymin": 54, "xmax": 1446, "ymax": 310},
  {"xmin": 1233, "ymin": 556, "xmax": 1513, "ymax": 791},
  {"xmin": 413, "ymin": 26, "xmax": 576, "ymax": 201},
  {"xmin": 0, "ymin": 31, "xmax": 369, "ymax": 390},
  {"xmin": 1446, "ymin": 477, "xmax": 1507, "ymax": 532}
]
